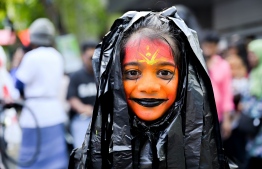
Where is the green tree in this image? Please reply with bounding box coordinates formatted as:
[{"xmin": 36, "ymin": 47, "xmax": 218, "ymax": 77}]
[
  {"xmin": 53, "ymin": 0, "xmax": 107, "ymax": 42},
  {"xmin": 0, "ymin": 0, "xmax": 47, "ymax": 30},
  {"xmin": 0, "ymin": 0, "xmax": 108, "ymax": 42}
]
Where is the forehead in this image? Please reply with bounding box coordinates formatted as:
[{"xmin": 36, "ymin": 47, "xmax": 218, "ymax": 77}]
[{"xmin": 124, "ymin": 37, "xmax": 174, "ymax": 62}]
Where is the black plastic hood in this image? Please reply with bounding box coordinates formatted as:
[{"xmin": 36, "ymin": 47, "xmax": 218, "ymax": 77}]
[{"xmin": 68, "ymin": 6, "xmax": 230, "ymax": 169}]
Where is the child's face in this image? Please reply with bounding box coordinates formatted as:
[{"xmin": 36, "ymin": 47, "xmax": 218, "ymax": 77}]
[{"xmin": 122, "ymin": 38, "xmax": 179, "ymax": 121}]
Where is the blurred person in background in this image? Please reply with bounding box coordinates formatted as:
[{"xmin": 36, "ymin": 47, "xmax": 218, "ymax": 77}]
[
  {"xmin": 225, "ymin": 38, "xmax": 250, "ymax": 114},
  {"xmin": 223, "ymin": 38, "xmax": 250, "ymax": 169},
  {"xmin": 15, "ymin": 18, "xmax": 68, "ymax": 169},
  {"xmin": 66, "ymin": 40, "xmax": 97, "ymax": 148},
  {"xmin": 239, "ymin": 39, "xmax": 262, "ymax": 169},
  {"xmin": 201, "ymin": 31, "xmax": 234, "ymax": 140},
  {"xmin": 226, "ymin": 37, "xmax": 251, "ymax": 73}
]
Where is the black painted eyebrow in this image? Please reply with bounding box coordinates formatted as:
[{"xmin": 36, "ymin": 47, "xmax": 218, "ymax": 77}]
[{"xmin": 155, "ymin": 62, "xmax": 176, "ymax": 67}]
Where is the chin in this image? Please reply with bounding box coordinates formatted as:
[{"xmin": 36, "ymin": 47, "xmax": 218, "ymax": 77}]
[
  {"xmin": 129, "ymin": 101, "xmax": 171, "ymax": 121},
  {"xmin": 134, "ymin": 109, "xmax": 164, "ymax": 121},
  {"xmin": 138, "ymin": 116, "xmax": 158, "ymax": 121}
]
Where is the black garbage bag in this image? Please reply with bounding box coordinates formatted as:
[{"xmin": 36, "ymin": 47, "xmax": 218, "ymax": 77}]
[{"xmin": 68, "ymin": 6, "xmax": 230, "ymax": 169}]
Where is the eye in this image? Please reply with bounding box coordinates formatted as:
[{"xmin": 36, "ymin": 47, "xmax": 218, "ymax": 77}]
[
  {"xmin": 123, "ymin": 70, "xmax": 141, "ymax": 80},
  {"xmin": 157, "ymin": 70, "xmax": 174, "ymax": 80}
]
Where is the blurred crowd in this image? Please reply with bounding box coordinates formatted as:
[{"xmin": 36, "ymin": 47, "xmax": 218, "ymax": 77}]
[
  {"xmin": 0, "ymin": 13, "xmax": 262, "ymax": 169},
  {"xmin": 201, "ymin": 31, "xmax": 262, "ymax": 169},
  {"xmin": 0, "ymin": 18, "xmax": 98, "ymax": 169}
]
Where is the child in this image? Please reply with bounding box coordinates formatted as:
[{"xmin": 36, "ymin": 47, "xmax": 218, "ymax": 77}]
[{"xmin": 69, "ymin": 6, "xmax": 230, "ymax": 169}]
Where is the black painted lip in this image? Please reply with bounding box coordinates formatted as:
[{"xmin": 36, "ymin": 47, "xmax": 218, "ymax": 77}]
[{"xmin": 130, "ymin": 98, "xmax": 168, "ymax": 107}]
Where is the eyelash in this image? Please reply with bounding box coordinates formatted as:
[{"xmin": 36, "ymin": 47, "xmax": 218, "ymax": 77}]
[
  {"xmin": 157, "ymin": 70, "xmax": 174, "ymax": 80},
  {"xmin": 123, "ymin": 69, "xmax": 174, "ymax": 80},
  {"xmin": 123, "ymin": 70, "xmax": 141, "ymax": 80}
]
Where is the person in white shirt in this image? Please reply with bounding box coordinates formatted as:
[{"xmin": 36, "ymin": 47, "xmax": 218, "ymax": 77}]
[{"xmin": 15, "ymin": 18, "xmax": 68, "ymax": 169}]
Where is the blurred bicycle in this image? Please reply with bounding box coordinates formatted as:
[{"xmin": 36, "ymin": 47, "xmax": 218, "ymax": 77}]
[{"xmin": 0, "ymin": 100, "xmax": 40, "ymax": 169}]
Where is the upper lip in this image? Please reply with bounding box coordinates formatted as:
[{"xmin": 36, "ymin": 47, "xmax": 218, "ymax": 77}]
[{"xmin": 129, "ymin": 98, "xmax": 168, "ymax": 107}]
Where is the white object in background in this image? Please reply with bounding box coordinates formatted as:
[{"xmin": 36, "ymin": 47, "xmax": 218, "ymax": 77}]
[
  {"xmin": 4, "ymin": 108, "xmax": 22, "ymax": 144},
  {"xmin": 0, "ymin": 46, "xmax": 20, "ymax": 100}
]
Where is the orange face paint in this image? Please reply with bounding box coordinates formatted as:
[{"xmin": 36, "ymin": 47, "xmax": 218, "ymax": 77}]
[{"xmin": 122, "ymin": 38, "xmax": 179, "ymax": 121}]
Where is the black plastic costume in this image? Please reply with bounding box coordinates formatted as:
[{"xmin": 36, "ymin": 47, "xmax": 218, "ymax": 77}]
[{"xmin": 68, "ymin": 6, "xmax": 230, "ymax": 169}]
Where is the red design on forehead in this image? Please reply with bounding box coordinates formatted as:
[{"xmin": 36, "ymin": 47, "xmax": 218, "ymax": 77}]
[{"xmin": 124, "ymin": 38, "xmax": 174, "ymax": 65}]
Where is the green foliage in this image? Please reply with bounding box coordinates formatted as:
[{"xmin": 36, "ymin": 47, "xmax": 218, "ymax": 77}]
[
  {"xmin": 0, "ymin": 0, "xmax": 47, "ymax": 31},
  {"xmin": 0, "ymin": 1, "xmax": 7, "ymax": 29},
  {"xmin": 53, "ymin": 0, "xmax": 108, "ymax": 42},
  {"xmin": 0, "ymin": 0, "xmax": 110, "ymax": 43}
]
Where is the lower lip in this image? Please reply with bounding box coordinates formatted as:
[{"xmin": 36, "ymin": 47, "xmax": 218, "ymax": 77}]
[{"xmin": 133, "ymin": 100, "xmax": 166, "ymax": 107}]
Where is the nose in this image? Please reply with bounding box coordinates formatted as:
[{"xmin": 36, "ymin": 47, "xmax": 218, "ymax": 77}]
[{"xmin": 137, "ymin": 80, "xmax": 161, "ymax": 93}]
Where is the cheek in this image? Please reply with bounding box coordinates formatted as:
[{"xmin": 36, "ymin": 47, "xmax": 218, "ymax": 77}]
[
  {"xmin": 166, "ymin": 81, "xmax": 178, "ymax": 102},
  {"xmin": 123, "ymin": 81, "xmax": 133, "ymax": 97},
  {"xmin": 165, "ymin": 70, "xmax": 179, "ymax": 102}
]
